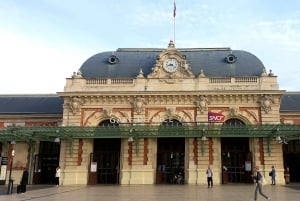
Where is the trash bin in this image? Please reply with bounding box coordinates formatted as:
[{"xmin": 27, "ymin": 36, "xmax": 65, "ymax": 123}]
[
  {"xmin": 284, "ymin": 173, "xmax": 290, "ymax": 184},
  {"xmin": 222, "ymin": 171, "xmax": 228, "ymax": 184}
]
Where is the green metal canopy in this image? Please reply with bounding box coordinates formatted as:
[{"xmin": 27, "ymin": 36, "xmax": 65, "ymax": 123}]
[{"xmin": 1, "ymin": 124, "xmax": 300, "ymax": 142}]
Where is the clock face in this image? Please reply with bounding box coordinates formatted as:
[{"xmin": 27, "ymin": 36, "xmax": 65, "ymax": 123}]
[{"xmin": 163, "ymin": 58, "xmax": 179, "ymax": 73}]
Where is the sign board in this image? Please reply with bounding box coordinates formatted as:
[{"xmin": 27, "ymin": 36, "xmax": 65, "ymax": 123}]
[
  {"xmin": 0, "ymin": 157, "xmax": 8, "ymax": 185},
  {"xmin": 245, "ymin": 161, "xmax": 252, "ymax": 172},
  {"xmin": 90, "ymin": 162, "xmax": 97, "ymax": 172},
  {"xmin": 208, "ymin": 112, "xmax": 225, "ymax": 123}
]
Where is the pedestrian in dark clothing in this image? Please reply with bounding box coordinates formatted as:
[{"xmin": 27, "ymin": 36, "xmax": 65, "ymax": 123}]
[
  {"xmin": 253, "ymin": 166, "xmax": 271, "ymax": 201},
  {"xmin": 19, "ymin": 170, "xmax": 28, "ymax": 193},
  {"xmin": 270, "ymin": 166, "xmax": 276, "ymax": 185}
]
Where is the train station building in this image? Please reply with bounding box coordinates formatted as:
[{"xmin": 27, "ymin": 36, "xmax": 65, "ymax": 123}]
[{"xmin": 1, "ymin": 41, "xmax": 300, "ymax": 186}]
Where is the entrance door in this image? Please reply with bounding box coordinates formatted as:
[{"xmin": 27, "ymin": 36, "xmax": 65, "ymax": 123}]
[
  {"xmin": 221, "ymin": 118, "xmax": 252, "ymax": 183},
  {"xmin": 33, "ymin": 141, "xmax": 60, "ymax": 184},
  {"xmin": 156, "ymin": 138, "xmax": 185, "ymax": 184},
  {"xmin": 221, "ymin": 138, "xmax": 251, "ymax": 183},
  {"xmin": 283, "ymin": 140, "xmax": 300, "ymax": 182},
  {"xmin": 92, "ymin": 139, "xmax": 121, "ymax": 184}
]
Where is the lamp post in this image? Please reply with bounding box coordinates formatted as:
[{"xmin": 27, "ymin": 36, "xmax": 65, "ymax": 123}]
[
  {"xmin": 201, "ymin": 128, "xmax": 207, "ymax": 156},
  {"xmin": 7, "ymin": 141, "xmax": 15, "ymax": 195}
]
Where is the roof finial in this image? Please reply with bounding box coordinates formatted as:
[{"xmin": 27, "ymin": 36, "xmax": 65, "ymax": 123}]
[
  {"xmin": 198, "ymin": 69, "xmax": 206, "ymax": 78},
  {"xmin": 137, "ymin": 68, "xmax": 145, "ymax": 78},
  {"xmin": 168, "ymin": 40, "xmax": 175, "ymax": 49},
  {"xmin": 261, "ymin": 67, "xmax": 267, "ymax": 76},
  {"xmin": 268, "ymin": 69, "xmax": 274, "ymax": 76}
]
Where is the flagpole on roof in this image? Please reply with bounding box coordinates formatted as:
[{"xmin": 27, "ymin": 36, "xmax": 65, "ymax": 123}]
[{"xmin": 173, "ymin": 1, "xmax": 176, "ymax": 45}]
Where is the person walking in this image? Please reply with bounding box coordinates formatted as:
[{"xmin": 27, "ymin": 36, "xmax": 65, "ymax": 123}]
[
  {"xmin": 270, "ymin": 166, "xmax": 276, "ymax": 185},
  {"xmin": 253, "ymin": 166, "xmax": 271, "ymax": 201},
  {"xmin": 55, "ymin": 166, "xmax": 61, "ymax": 187},
  {"xmin": 19, "ymin": 169, "xmax": 28, "ymax": 193},
  {"xmin": 206, "ymin": 165, "xmax": 213, "ymax": 188}
]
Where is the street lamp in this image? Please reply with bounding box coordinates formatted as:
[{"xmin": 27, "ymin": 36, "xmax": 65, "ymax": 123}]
[
  {"xmin": 201, "ymin": 128, "xmax": 207, "ymax": 156},
  {"xmin": 7, "ymin": 141, "xmax": 16, "ymax": 194}
]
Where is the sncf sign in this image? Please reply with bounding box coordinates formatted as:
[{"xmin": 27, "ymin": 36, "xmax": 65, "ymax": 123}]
[{"xmin": 208, "ymin": 112, "xmax": 225, "ymax": 123}]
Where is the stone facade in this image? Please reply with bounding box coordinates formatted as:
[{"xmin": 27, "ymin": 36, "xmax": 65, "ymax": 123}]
[
  {"xmin": 55, "ymin": 41, "xmax": 285, "ymax": 185},
  {"xmin": 1, "ymin": 41, "xmax": 291, "ymax": 186}
]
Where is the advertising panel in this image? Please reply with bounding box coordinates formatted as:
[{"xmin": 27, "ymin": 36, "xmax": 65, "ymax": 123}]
[{"xmin": 0, "ymin": 157, "xmax": 8, "ymax": 185}]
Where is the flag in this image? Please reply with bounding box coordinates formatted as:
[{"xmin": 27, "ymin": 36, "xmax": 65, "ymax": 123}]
[{"xmin": 173, "ymin": 2, "xmax": 176, "ymax": 18}]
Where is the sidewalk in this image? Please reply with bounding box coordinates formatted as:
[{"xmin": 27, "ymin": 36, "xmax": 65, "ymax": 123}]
[
  {"xmin": 0, "ymin": 184, "xmax": 53, "ymax": 195},
  {"xmin": 1, "ymin": 183, "xmax": 299, "ymax": 201}
]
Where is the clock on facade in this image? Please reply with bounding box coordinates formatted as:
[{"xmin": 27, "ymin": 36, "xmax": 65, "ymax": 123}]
[{"xmin": 163, "ymin": 58, "xmax": 179, "ymax": 73}]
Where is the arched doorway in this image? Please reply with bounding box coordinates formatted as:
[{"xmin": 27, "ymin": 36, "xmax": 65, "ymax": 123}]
[
  {"xmin": 89, "ymin": 119, "xmax": 121, "ymax": 184},
  {"xmin": 283, "ymin": 140, "xmax": 300, "ymax": 182},
  {"xmin": 156, "ymin": 119, "xmax": 185, "ymax": 184},
  {"xmin": 221, "ymin": 119, "xmax": 252, "ymax": 183}
]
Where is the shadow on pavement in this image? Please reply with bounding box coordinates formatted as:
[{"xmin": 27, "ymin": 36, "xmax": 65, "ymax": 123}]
[
  {"xmin": 282, "ymin": 183, "xmax": 300, "ymax": 190},
  {"xmin": 0, "ymin": 184, "xmax": 54, "ymax": 195}
]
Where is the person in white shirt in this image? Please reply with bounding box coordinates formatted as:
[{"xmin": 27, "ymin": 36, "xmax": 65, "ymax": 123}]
[
  {"xmin": 55, "ymin": 166, "xmax": 61, "ymax": 187},
  {"xmin": 206, "ymin": 165, "xmax": 213, "ymax": 188}
]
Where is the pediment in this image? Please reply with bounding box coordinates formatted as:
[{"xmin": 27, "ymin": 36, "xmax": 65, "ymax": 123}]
[{"xmin": 147, "ymin": 40, "xmax": 195, "ymax": 79}]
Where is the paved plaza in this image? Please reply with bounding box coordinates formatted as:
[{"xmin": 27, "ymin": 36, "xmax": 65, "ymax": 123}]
[{"xmin": 1, "ymin": 183, "xmax": 299, "ymax": 201}]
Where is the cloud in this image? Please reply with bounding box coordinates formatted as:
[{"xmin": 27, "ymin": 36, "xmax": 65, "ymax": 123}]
[
  {"xmin": 1, "ymin": 0, "xmax": 300, "ymax": 93},
  {"xmin": 254, "ymin": 19, "xmax": 300, "ymax": 50}
]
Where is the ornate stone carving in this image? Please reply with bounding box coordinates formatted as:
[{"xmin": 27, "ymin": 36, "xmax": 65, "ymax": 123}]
[
  {"xmin": 72, "ymin": 70, "xmax": 83, "ymax": 78},
  {"xmin": 132, "ymin": 96, "xmax": 146, "ymax": 114},
  {"xmin": 166, "ymin": 108, "xmax": 175, "ymax": 118},
  {"xmin": 258, "ymin": 95, "xmax": 274, "ymax": 113},
  {"xmin": 147, "ymin": 63, "xmax": 162, "ymax": 78},
  {"xmin": 168, "ymin": 40, "xmax": 175, "ymax": 49},
  {"xmin": 195, "ymin": 95, "xmax": 209, "ymax": 113},
  {"xmin": 198, "ymin": 69, "xmax": 206, "ymax": 78},
  {"xmin": 180, "ymin": 62, "xmax": 195, "ymax": 78},
  {"xmin": 261, "ymin": 67, "xmax": 267, "ymax": 76},
  {"xmin": 103, "ymin": 108, "xmax": 112, "ymax": 117},
  {"xmin": 69, "ymin": 96, "xmax": 82, "ymax": 114},
  {"xmin": 137, "ymin": 68, "xmax": 145, "ymax": 78},
  {"xmin": 147, "ymin": 40, "xmax": 195, "ymax": 79},
  {"xmin": 229, "ymin": 106, "xmax": 239, "ymax": 116}
]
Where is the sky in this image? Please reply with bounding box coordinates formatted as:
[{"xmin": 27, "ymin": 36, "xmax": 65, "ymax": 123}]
[{"xmin": 1, "ymin": 0, "xmax": 300, "ymax": 94}]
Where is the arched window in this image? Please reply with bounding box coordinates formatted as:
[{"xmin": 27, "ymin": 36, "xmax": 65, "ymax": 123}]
[
  {"xmin": 161, "ymin": 119, "xmax": 182, "ymax": 126},
  {"xmin": 222, "ymin": 119, "xmax": 247, "ymax": 136},
  {"xmin": 224, "ymin": 118, "xmax": 245, "ymax": 126},
  {"xmin": 98, "ymin": 119, "xmax": 119, "ymax": 127},
  {"xmin": 159, "ymin": 119, "xmax": 183, "ymax": 137},
  {"xmin": 96, "ymin": 119, "xmax": 120, "ymax": 137}
]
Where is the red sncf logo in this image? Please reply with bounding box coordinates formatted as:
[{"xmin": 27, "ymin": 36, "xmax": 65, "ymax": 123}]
[{"xmin": 208, "ymin": 112, "xmax": 225, "ymax": 122}]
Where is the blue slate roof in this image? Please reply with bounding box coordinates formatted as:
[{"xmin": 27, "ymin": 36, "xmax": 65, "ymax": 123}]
[
  {"xmin": 0, "ymin": 95, "xmax": 63, "ymax": 114},
  {"xmin": 0, "ymin": 45, "xmax": 298, "ymax": 115},
  {"xmin": 280, "ymin": 92, "xmax": 300, "ymax": 112},
  {"xmin": 79, "ymin": 48, "xmax": 265, "ymax": 78},
  {"xmin": 0, "ymin": 93, "xmax": 299, "ymax": 114}
]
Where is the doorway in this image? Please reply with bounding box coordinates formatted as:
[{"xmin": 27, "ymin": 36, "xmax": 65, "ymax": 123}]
[
  {"xmin": 221, "ymin": 119, "xmax": 252, "ymax": 183},
  {"xmin": 92, "ymin": 139, "xmax": 121, "ymax": 184},
  {"xmin": 221, "ymin": 138, "xmax": 251, "ymax": 183},
  {"xmin": 283, "ymin": 140, "xmax": 300, "ymax": 182},
  {"xmin": 33, "ymin": 141, "xmax": 60, "ymax": 184},
  {"xmin": 89, "ymin": 119, "xmax": 121, "ymax": 185},
  {"xmin": 156, "ymin": 118, "xmax": 185, "ymax": 184},
  {"xmin": 156, "ymin": 138, "xmax": 185, "ymax": 184}
]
